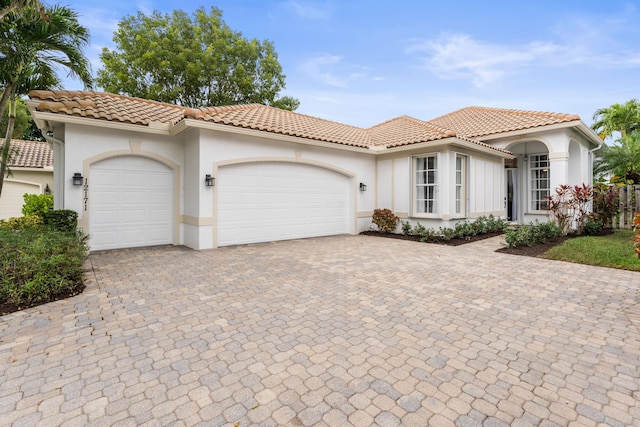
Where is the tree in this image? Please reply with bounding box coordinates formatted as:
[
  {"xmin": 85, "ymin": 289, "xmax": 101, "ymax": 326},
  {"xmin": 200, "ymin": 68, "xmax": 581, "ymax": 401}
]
[
  {"xmin": 97, "ymin": 6, "xmax": 299, "ymax": 111},
  {"xmin": 591, "ymin": 99, "xmax": 640, "ymax": 140},
  {"xmin": 0, "ymin": 5, "xmax": 92, "ymax": 196},
  {"xmin": 594, "ymin": 133, "xmax": 640, "ymax": 184},
  {"xmin": 0, "ymin": 98, "xmax": 30, "ymax": 139},
  {"xmin": 0, "ymin": 0, "xmax": 43, "ymax": 21}
]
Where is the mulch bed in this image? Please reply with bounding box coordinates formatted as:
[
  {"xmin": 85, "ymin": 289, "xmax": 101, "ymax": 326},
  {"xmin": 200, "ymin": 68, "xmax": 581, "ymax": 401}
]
[
  {"xmin": 361, "ymin": 228, "xmax": 615, "ymax": 257},
  {"xmin": 0, "ymin": 283, "xmax": 85, "ymax": 316},
  {"xmin": 360, "ymin": 230, "xmax": 504, "ymax": 246}
]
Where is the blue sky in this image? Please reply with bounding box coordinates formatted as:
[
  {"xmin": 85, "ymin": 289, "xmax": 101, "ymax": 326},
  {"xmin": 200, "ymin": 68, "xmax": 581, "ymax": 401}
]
[{"xmin": 59, "ymin": 0, "xmax": 640, "ymax": 128}]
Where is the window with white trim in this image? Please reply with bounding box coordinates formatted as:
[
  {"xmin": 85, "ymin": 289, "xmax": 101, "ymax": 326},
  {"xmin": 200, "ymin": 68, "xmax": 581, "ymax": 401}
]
[
  {"xmin": 530, "ymin": 153, "xmax": 550, "ymax": 210},
  {"xmin": 455, "ymin": 154, "xmax": 467, "ymax": 216},
  {"xmin": 415, "ymin": 155, "xmax": 438, "ymax": 214}
]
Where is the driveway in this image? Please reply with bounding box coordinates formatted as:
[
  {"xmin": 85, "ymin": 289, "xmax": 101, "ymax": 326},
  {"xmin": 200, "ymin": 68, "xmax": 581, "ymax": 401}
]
[{"xmin": 1, "ymin": 235, "xmax": 639, "ymax": 426}]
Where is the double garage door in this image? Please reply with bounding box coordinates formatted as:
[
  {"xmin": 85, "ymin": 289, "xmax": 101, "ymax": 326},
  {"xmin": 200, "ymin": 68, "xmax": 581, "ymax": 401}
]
[
  {"xmin": 217, "ymin": 162, "xmax": 351, "ymax": 247},
  {"xmin": 89, "ymin": 158, "xmax": 351, "ymax": 250}
]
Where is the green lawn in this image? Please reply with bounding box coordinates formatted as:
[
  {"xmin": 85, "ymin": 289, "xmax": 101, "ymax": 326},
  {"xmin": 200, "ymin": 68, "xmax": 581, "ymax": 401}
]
[{"xmin": 541, "ymin": 229, "xmax": 640, "ymax": 271}]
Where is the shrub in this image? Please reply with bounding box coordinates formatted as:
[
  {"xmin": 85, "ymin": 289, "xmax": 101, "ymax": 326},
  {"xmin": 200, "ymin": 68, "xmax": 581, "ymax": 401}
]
[
  {"xmin": 546, "ymin": 184, "xmax": 593, "ymax": 234},
  {"xmin": 401, "ymin": 220, "xmax": 412, "ymax": 235},
  {"xmin": 0, "ymin": 215, "xmax": 44, "ymax": 230},
  {"xmin": 0, "ymin": 227, "xmax": 88, "ymax": 309},
  {"xmin": 592, "ymin": 183, "xmax": 619, "ymax": 228},
  {"xmin": 21, "ymin": 193, "xmax": 53, "ymax": 218},
  {"xmin": 503, "ymin": 221, "xmax": 561, "ymax": 249},
  {"xmin": 582, "ymin": 216, "xmax": 604, "ymax": 236},
  {"xmin": 372, "ymin": 208, "xmax": 399, "ymax": 233},
  {"xmin": 44, "ymin": 209, "xmax": 78, "ymax": 232}
]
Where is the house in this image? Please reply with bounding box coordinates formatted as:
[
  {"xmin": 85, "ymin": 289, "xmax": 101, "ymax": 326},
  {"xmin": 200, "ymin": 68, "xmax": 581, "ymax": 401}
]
[
  {"xmin": 26, "ymin": 90, "xmax": 602, "ymax": 251},
  {"xmin": 0, "ymin": 139, "xmax": 53, "ymax": 220}
]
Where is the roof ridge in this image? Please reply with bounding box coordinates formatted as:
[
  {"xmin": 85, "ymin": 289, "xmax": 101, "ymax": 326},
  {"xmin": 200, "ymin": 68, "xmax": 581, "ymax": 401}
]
[
  {"xmin": 187, "ymin": 102, "xmax": 367, "ymax": 131},
  {"xmin": 440, "ymin": 105, "xmax": 580, "ymax": 121}
]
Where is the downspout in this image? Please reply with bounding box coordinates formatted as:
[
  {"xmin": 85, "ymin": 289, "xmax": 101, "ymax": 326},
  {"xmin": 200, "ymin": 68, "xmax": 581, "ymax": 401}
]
[{"xmin": 44, "ymin": 131, "xmax": 65, "ymax": 210}]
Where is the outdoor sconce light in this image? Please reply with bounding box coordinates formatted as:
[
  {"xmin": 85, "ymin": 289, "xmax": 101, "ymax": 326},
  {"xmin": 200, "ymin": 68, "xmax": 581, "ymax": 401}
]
[
  {"xmin": 205, "ymin": 174, "xmax": 215, "ymax": 187},
  {"xmin": 359, "ymin": 182, "xmax": 367, "ymax": 192},
  {"xmin": 72, "ymin": 173, "xmax": 83, "ymax": 186},
  {"xmin": 43, "ymin": 184, "xmax": 51, "ymax": 195}
]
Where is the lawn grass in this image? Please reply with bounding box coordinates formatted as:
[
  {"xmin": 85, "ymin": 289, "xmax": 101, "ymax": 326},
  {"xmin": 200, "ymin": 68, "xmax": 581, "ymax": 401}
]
[{"xmin": 541, "ymin": 229, "xmax": 640, "ymax": 271}]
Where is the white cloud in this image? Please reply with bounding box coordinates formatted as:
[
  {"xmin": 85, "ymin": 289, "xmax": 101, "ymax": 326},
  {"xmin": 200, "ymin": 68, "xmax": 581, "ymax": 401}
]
[
  {"xmin": 406, "ymin": 33, "xmax": 559, "ymax": 87},
  {"xmin": 284, "ymin": 0, "xmax": 332, "ymax": 20},
  {"xmin": 299, "ymin": 54, "xmax": 381, "ymax": 88}
]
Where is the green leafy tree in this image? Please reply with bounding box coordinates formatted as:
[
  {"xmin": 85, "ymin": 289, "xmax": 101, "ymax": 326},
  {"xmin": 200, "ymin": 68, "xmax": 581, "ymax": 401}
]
[
  {"xmin": 0, "ymin": 0, "xmax": 43, "ymax": 21},
  {"xmin": 591, "ymin": 99, "xmax": 640, "ymax": 140},
  {"xmin": 0, "ymin": 5, "xmax": 92, "ymax": 197},
  {"xmin": 97, "ymin": 6, "xmax": 299, "ymax": 111},
  {"xmin": 0, "ymin": 98, "xmax": 32, "ymax": 139}
]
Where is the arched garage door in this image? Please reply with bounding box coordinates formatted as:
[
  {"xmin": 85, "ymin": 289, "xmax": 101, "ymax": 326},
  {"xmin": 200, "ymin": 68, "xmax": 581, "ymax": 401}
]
[
  {"xmin": 217, "ymin": 162, "xmax": 351, "ymax": 246},
  {"xmin": 90, "ymin": 156, "xmax": 173, "ymax": 251}
]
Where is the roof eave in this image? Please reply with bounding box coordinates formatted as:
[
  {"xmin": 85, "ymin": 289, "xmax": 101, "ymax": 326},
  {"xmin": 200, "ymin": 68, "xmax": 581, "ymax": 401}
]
[
  {"xmin": 29, "ymin": 110, "xmax": 174, "ymax": 136},
  {"xmin": 475, "ymin": 120, "xmax": 602, "ymax": 146},
  {"xmin": 372, "ymin": 138, "xmax": 514, "ymax": 158}
]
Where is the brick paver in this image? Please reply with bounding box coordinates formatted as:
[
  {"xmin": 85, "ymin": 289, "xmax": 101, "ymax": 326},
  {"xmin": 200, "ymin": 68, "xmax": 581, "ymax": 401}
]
[{"xmin": 1, "ymin": 235, "xmax": 639, "ymax": 426}]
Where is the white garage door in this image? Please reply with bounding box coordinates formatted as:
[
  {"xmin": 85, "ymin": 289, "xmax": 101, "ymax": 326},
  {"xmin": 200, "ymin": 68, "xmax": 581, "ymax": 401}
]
[
  {"xmin": 0, "ymin": 180, "xmax": 40, "ymax": 220},
  {"xmin": 90, "ymin": 156, "xmax": 173, "ymax": 251},
  {"xmin": 217, "ymin": 162, "xmax": 351, "ymax": 246}
]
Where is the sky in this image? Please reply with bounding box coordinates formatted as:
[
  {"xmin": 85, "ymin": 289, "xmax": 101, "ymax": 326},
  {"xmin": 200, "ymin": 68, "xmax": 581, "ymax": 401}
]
[{"xmin": 57, "ymin": 0, "xmax": 640, "ymax": 129}]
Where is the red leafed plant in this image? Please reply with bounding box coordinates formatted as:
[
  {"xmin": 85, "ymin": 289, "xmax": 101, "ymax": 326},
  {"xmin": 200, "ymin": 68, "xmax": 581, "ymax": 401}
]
[
  {"xmin": 633, "ymin": 213, "xmax": 640, "ymax": 259},
  {"xmin": 372, "ymin": 208, "xmax": 399, "ymax": 233},
  {"xmin": 546, "ymin": 183, "xmax": 593, "ymax": 235}
]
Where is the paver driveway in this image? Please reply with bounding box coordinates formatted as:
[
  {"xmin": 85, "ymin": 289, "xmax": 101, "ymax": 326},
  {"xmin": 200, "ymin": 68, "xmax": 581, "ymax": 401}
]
[{"xmin": 1, "ymin": 235, "xmax": 639, "ymax": 426}]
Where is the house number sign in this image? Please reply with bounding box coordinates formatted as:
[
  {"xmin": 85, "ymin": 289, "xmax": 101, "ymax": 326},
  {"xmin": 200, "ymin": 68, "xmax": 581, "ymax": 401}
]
[{"xmin": 83, "ymin": 179, "xmax": 89, "ymax": 212}]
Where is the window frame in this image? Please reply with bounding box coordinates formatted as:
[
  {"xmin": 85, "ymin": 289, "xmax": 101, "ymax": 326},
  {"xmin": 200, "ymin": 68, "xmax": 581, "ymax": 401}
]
[
  {"xmin": 454, "ymin": 154, "xmax": 468, "ymax": 218},
  {"xmin": 412, "ymin": 154, "xmax": 439, "ymax": 217},
  {"xmin": 528, "ymin": 153, "xmax": 550, "ymax": 212}
]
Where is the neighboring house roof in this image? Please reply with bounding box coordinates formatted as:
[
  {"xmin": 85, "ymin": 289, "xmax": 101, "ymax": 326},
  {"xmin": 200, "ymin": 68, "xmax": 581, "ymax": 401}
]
[
  {"xmin": 429, "ymin": 106, "xmax": 581, "ymax": 138},
  {"xmin": 29, "ymin": 90, "xmax": 588, "ymax": 155},
  {"xmin": 9, "ymin": 140, "xmax": 53, "ymax": 169}
]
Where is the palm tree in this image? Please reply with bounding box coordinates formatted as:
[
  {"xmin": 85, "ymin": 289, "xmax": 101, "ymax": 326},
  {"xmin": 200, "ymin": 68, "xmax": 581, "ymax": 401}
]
[
  {"xmin": 0, "ymin": 4, "xmax": 92, "ymax": 196},
  {"xmin": 591, "ymin": 99, "xmax": 640, "ymax": 141},
  {"xmin": 594, "ymin": 133, "xmax": 640, "ymax": 184}
]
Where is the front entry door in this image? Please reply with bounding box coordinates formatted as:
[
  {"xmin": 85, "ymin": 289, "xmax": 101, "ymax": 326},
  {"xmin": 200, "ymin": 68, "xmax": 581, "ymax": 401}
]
[{"xmin": 506, "ymin": 168, "xmax": 518, "ymax": 221}]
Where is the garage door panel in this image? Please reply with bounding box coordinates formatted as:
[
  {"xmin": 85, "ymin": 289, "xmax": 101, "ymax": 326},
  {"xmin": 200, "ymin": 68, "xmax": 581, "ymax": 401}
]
[
  {"xmin": 0, "ymin": 181, "xmax": 41, "ymax": 220},
  {"xmin": 90, "ymin": 156, "xmax": 173, "ymax": 251},
  {"xmin": 217, "ymin": 162, "xmax": 350, "ymax": 246}
]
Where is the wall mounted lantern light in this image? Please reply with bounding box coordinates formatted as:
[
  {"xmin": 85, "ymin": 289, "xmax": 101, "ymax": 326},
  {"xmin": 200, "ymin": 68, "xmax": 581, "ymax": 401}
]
[
  {"xmin": 43, "ymin": 184, "xmax": 51, "ymax": 195},
  {"xmin": 359, "ymin": 182, "xmax": 367, "ymax": 192},
  {"xmin": 205, "ymin": 174, "xmax": 215, "ymax": 187},
  {"xmin": 72, "ymin": 172, "xmax": 83, "ymax": 186}
]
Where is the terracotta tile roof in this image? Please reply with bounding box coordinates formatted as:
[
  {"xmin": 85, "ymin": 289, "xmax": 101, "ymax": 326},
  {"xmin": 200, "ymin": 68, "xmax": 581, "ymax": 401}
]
[
  {"xmin": 184, "ymin": 104, "xmax": 371, "ymax": 148},
  {"xmin": 368, "ymin": 116, "xmax": 455, "ymax": 147},
  {"xmin": 429, "ymin": 106, "xmax": 581, "ymax": 138},
  {"xmin": 32, "ymin": 90, "xmax": 576, "ymax": 155},
  {"xmin": 9, "ymin": 140, "xmax": 53, "ymax": 168},
  {"xmin": 29, "ymin": 90, "xmax": 185, "ymax": 126}
]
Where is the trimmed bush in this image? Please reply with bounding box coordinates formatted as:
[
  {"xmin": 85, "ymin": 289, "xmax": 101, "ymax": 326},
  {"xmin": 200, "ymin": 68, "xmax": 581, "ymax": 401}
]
[
  {"xmin": 0, "ymin": 215, "xmax": 44, "ymax": 230},
  {"xmin": 22, "ymin": 193, "xmax": 53, "ymax": 217},
  {"xmin": 44, "ymin": 209, "xmax": 78, "ymax": 232},
  {"xmin": 503, "ymin": 221, "xmax": 561, "ymax": 249},
  {"xmin": 372, "ymin": 208, "xmax": 399, "ymax": 233}
]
